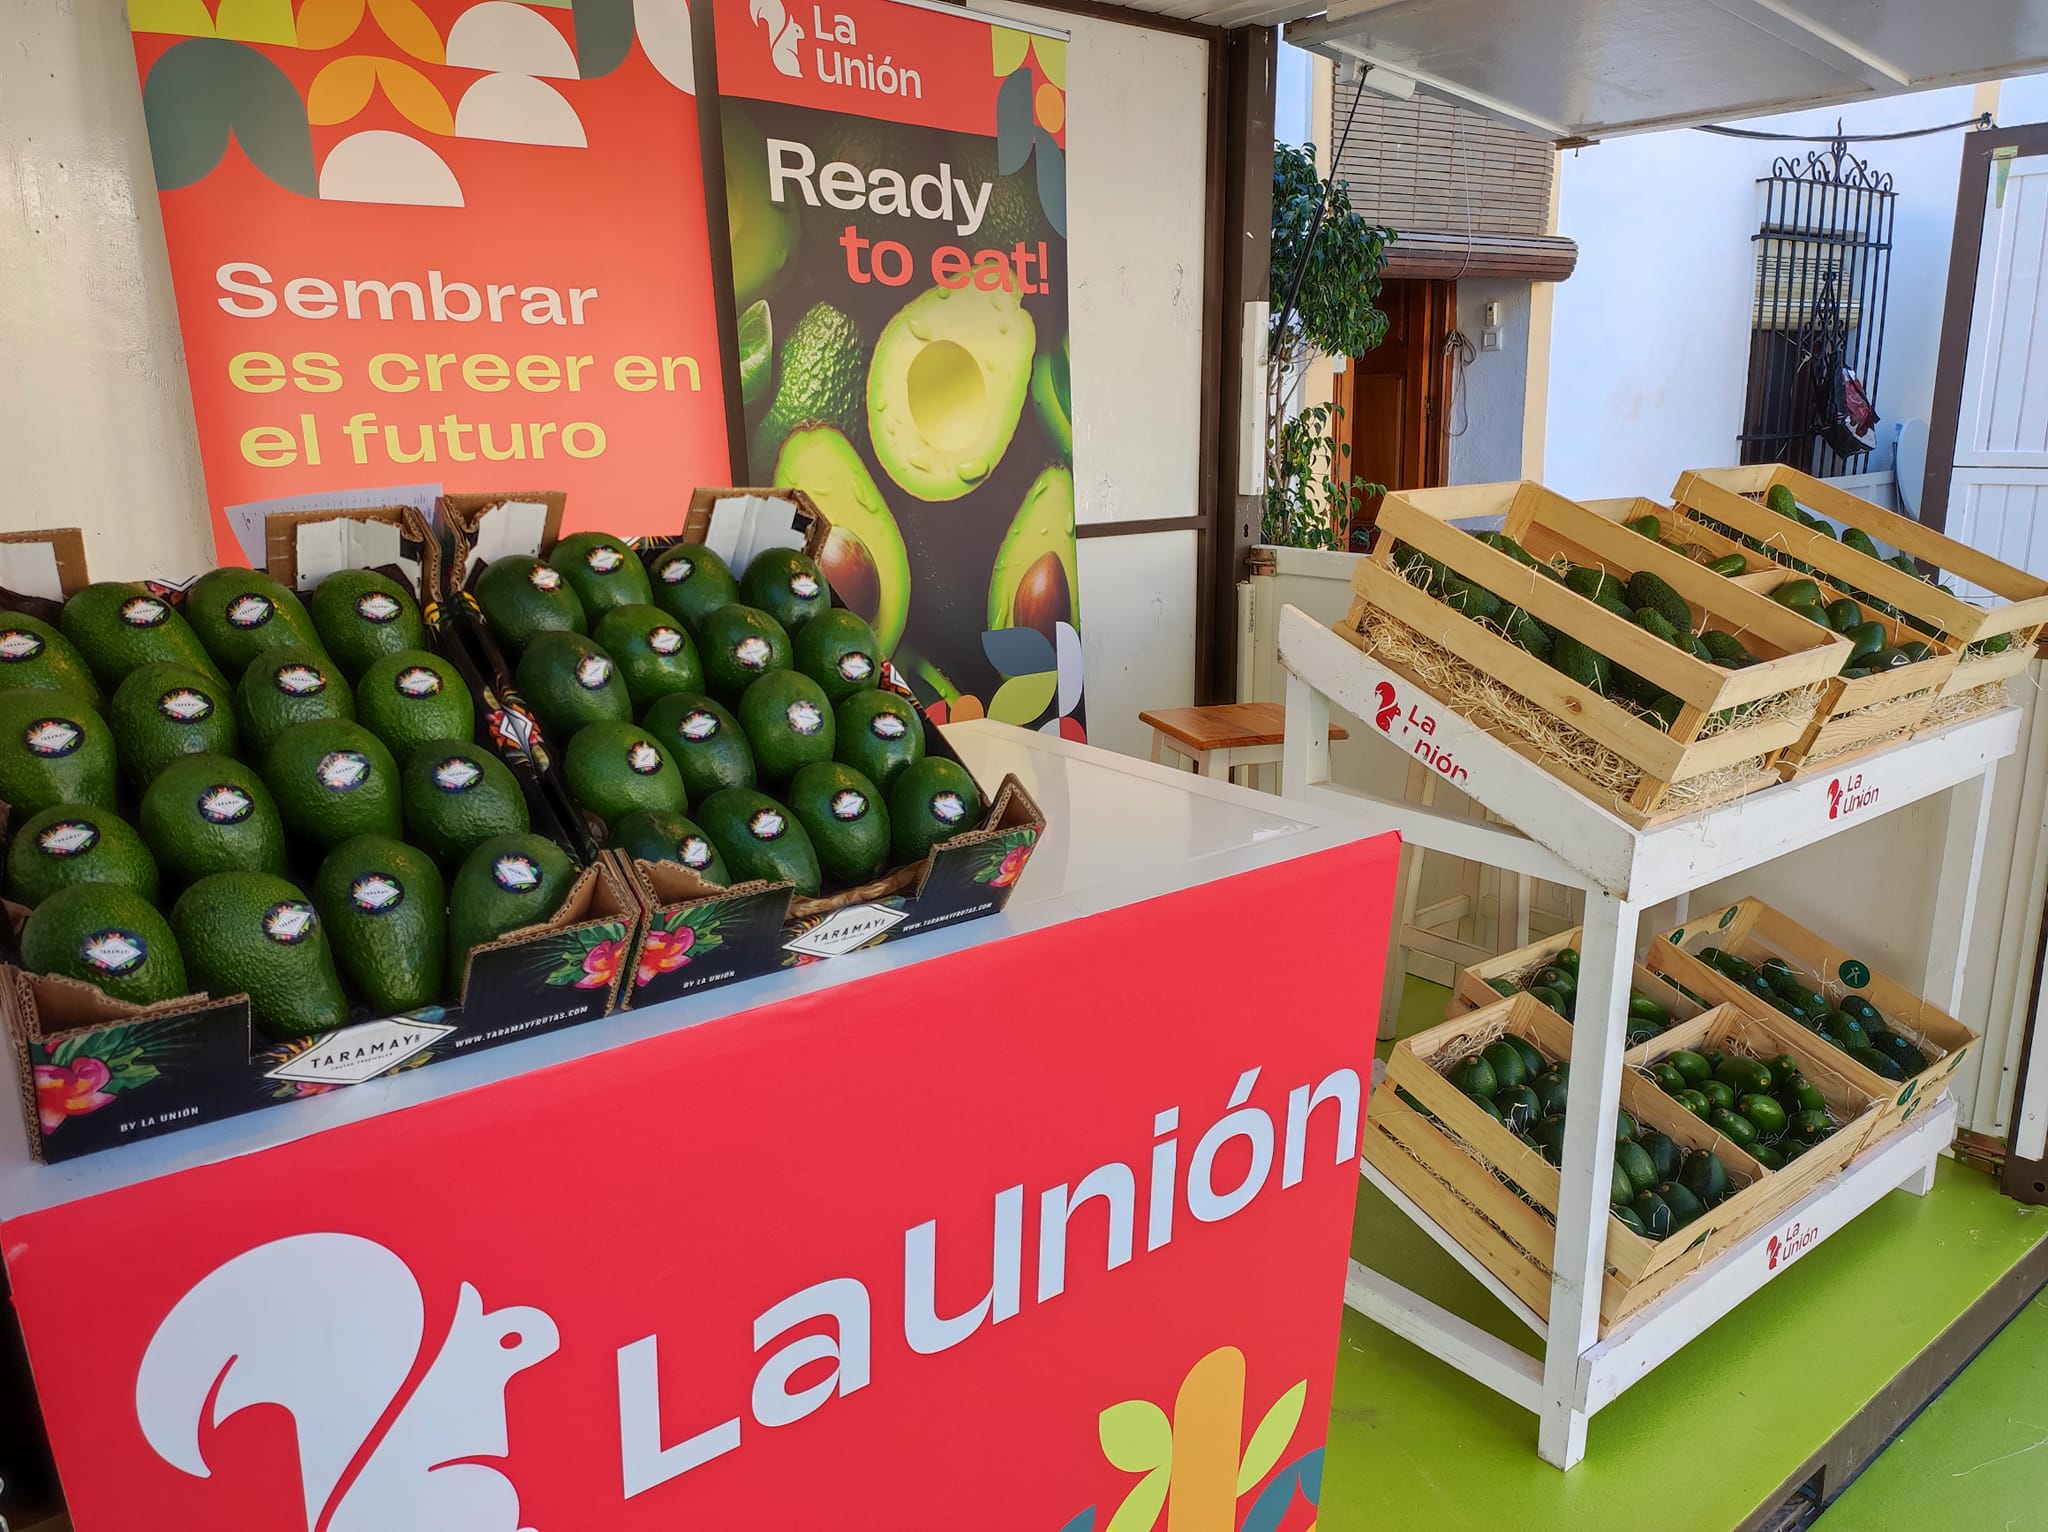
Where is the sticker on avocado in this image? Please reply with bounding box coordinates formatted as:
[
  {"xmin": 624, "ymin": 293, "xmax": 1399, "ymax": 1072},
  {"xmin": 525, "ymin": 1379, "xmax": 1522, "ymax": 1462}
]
[
  {"xmin": 870, "ymin": 712, "xmax": 909, "ymax": 741},
  {"xmin": 678, "ymin": 835, "xmax": 715, "ymax": 870},
  {"xmin": 830, "ymin": 789, "xmax": 869, "ymax": 822},
  {"xmin": 626, "ymin": 741, "xmax": 664, "ymax": 775},
  {"xmin": 529, "ymin": 564, "xmax": 563, "ymax": 592},
  {"xmin": 681, "ymin": 710, "xmax": 720, "ymax": 741},
  {"xmin": 929, "ymin": 791, "xmax": 967, "ymax": 824},
  {"xmin": 24, "ymin": 719, "xmax": 81, "ymax": 757},
  {"xmin": 80, "ymin": 929, "xmax": 147, "ymax": 975},
  {"xmin": 121, "ymin": 597, "xmax": 168, "ymax": 628},
  {"xmin": 492, "ymin": 854, "xmax": 542, "ymax": 892},
  {"xmin": 158, "ymin": 688, "xmax": 213, "ymax": 722},
  {"xmin": 226, "ymin": 594, "xmax": 274, "ymax": 630},
  {"xmin": 274, "ymin": 663, "xmax": 326, "ymax": 696},
  {"xmin": 789, "ymin": 573, "xmax": 820, "ymax": 600},
  {"xmin": 0, "ymin": 629, "xmax": 44, "ymax": 661},
  {"xmin": 37, "ymin": 820, "xmax": 99, "ymax": 857},
  {"xmin": 748, "ymin": 807, "xmax": 787, "ymax": 841},
  {"xmin": 649, "ymin": 627, "xmax": 684, "ymax": 656},
  {"xmin": 785, "ymin": 699, "xmax": 825, "ymax": 736},
  {"xmin": 586, "ymin": 545, "xmax": 625, "ymax": 573},
  {"xmin": 1838, "ymin": 959, "xmax": 1871, "ymax": 988},
  {"xmin": 199, "ymin": 785, "xmax": 253, "ymax": 823},
  {"xmin": 575, "ymin": 654, "xmax": 612, "ymax": 690},
  {"xmin": 397, "ymin": 666, "xmax": 442, "ymax": 699},
  {"xmin": 660, "ymin": 556, "xmax": 695, "ymax": 585},
  {"xmin": 434, "ymin": 756, "xmax": 482, "ymax": 792},
  {"xmin": 350, "ymin": 873, "xmax": 405, "ymax": 914},
  {"xmin": 263, "ymin": 900, "xmax": 317, "ymax": 944},
  {"xmin": 837, "ymin": 652, "xmax": 874, "ymax": 683},
  {"xmin": 317, "ymin": 751, "xmax": 370, "ymax": 791},
  {"xmin": 732, "ymin": 636, "xmax": 772, "ymax": 672},
  {"xmin": 356, "ymin": 592, "xmax": 402, "ymax": 624}
]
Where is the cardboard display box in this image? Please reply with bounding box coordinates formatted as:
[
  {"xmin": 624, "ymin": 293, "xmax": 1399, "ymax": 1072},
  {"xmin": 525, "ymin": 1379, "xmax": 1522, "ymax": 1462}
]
[
  {"xmin": 1446, "ymin": 922, "xmax": 1704, "ymax": 1030},
  {"xmin": 1, "ymin": 512, "xmax": 639, "ymax": 1163},
  {"xmin": 438, "ymin": 488, "xmax": 1045, "ymax": 1004}
]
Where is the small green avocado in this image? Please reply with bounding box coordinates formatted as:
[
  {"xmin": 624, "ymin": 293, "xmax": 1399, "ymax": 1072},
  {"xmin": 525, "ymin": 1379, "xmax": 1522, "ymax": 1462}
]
[{"xmin": 550, "ymin": 532, "xmax": 653, "ymax": 618}]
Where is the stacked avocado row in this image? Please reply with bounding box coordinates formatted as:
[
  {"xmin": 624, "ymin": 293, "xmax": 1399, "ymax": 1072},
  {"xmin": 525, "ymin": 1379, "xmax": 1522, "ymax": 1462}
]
[
  {"xmin": 1482, "ymin": 943, "xmax": 1674, "ymax": 1047},
  {"xmin": 1693, "ymin": 945, "xmax": 1931, "ymax": 1082},
  {"xmin": 1640, "ymin": 1044, "xmax": 1840, "ymax": 1172},
  {"xmin": 470, "ymin": 533, "xmax": 984, "ymax": 900},
  {"xmin": 1619, "ymin": 510, "xmax": 1752, "ymax": 577},
  {"xmin": 1756, "ymin": 578, "xmax": 1933, "ymax": 678},
  {"xmin": 1392, "ymin": 535, "xmax": 1764, "ymax": 733},
  {"xmin": 1, "ymin": 564, "xmax": 573, "ymax": 1039}
]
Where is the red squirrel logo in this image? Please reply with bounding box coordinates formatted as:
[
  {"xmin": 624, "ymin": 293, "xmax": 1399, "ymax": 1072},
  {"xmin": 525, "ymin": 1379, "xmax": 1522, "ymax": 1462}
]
[{"xmin": 1373, "ymin": 681, "xmax": 1400, "ymax": 733}]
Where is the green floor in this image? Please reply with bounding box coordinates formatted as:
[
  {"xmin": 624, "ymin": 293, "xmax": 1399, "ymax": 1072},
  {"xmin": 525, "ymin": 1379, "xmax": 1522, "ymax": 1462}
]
[{"xmin": 1319, "ymin": 980, "xmax": 2048, "ymax": 1531}]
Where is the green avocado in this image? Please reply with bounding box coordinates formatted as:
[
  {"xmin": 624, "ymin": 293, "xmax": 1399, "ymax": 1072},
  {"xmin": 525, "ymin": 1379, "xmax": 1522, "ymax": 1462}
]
[
  {"xmin": 697, "ymin": 605, "xmax": 793, "ymax": 703},
  {"xmin": 739, "ymin": 548, "xmax": 832, "ymax": 635},
  {"xmin": 592, "ymin": 605, "xmax": 702, "ymax": 713},
  {"xmin": 172, "ymin": 871, "xmax": 347, "ymax": 1038},
  {"xmin": 793, "ymin": 608, "xmax": 882, "ymax": 708},
  {"xmin": 564, "ymin": 720, "xmax": 687, "ymax": 829},
  {"xmin": 1766, "ymin": 483, "xmax": 1801, "ymax": 519},
  {"xmin": 0, "ymin": 613, "xmax": 100, "ymax": 708},
  {"xmin": 183, "ymin": 568, "xmax": 327, "ymax": 680},
  {"xmin": 738, "ymin": 670, "xmax": 836, "ymax": 789},
  {"xmin": 611, "ymin": 806, "xmax": 728, "ymax": 884},
  {"xmin": 308, "ymin": 568, "xmax": 425, "ymax": 680},
  {"xmin": 447, "ymin": 833, "xmax": 577, "ymax": 977},
  {"xmin": 22, "ymin": 882, "xmax": 186, "ymax": 1006},
  {"xmin": 888, "ymin": 755, "xmax": 984, "ymax": 865},
  {"xmin": 314, "ymin": 835, "xmax": 446, "ymax": 1014},
  {"xmin": 752, "ymin": 301, "xmax": 866, "ymax": 466},
  {"xmin": 400, "ymin": 739, "xmax": 530, "ymax": 864},
  {"xmin": 474, "ymin": 556, "xmax": 587, "ymax": 655},
  {"xmin": 1626, "ymin": 571, "xmax": 1691, "ymax": 630},
  {"xmin": 835, "ymin": 690, "xmax": 924, "ymax": 793},
  {"xmin": 989, "ymin": 466, "xmax": 1078, "ymax": 641},
  {"xmin": 787, "ymin": 760, "xmax": 889, "ymax": 886},
  {"xmin": 7, "ymin": 804, "xmax": 158, "ymax": 908},
  {"xmin": 549, "ymin": 532, "xmax": 653, "ymax": 618},
  {"xmin": 697, "ymin": 786, "xmax": 820, "ymax": 895},
  {"xmin": 355, "ymin": 650, "xmax": 472, "ymax": 763},
  {"xmin": 642, "ymin": 692, "xmax": 756, "ymax": 801},
  {"xmin": 1031, "ymin": 335, "xmax": 1073, "ymax": 460},
  {"xmin": 58, "ymin": 582, "xmax": 223, "ymax": 691},
  {"xmin": 773, "ymin": 426, "xmax": 912, "ymax": 655},
  {"xmin": 0, "ymin": 689, "xmax": 116, "ymax": 816},
  {"xmin": 515, "ymin": 631, "xmax": 632, "ymax": 742},
  {"xmin": 262, "ymin": 718, "xmax": 402, "ymax": 851},
  {"xmin": 236, "ymin": 645, "xmax": 354, "ymax": 760},
  {"xmin": 109, "ymin": 662, "xmax": 237, "ymax": 785},
  {"xmin": 725, "ymin": 106, "xmax": 797, "ymax": 309},
  {"xmin": 139, "ymin": 753, "xmax": 287, "ymax": 883},
  {"xmin": 868, "ymin": 283, "xmax": 1035, "ymax": 502},
  {"xmin": 647, "ymin": 545, "xmax": 741, "ymax": 633}
]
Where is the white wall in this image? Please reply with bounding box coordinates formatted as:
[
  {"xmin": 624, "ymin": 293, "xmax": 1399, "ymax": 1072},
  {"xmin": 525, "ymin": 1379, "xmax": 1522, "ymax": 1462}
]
[{"xmin": 1449, "ymin": 280, "xmax": 1533, "ymax": 485}]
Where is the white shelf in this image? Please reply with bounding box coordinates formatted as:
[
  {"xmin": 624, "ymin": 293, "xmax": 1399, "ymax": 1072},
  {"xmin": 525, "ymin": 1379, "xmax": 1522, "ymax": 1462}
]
[{"xmin": 1280, "ymin": 602, "xmax": 2016, "ymax": 1470}]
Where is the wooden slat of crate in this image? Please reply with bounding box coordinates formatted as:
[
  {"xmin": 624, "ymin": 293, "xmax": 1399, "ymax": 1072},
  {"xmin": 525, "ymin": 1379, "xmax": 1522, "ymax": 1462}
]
[
  {"xmin": 1446, "ymin": 924, "xmax": 1703, "ymax": 1029},
  {"xmin": 1582, "ymin": 496, "xmax": 1782, "ymax": 593},
  {"xmin": 1647, "ymin": 896, "xmax": 1978, "ymax": 1138}
]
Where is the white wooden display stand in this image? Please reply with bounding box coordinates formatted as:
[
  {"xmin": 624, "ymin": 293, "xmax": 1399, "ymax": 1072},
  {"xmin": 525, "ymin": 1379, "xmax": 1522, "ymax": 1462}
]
[{"xmin": 1276, "ymin": 605, "xmax": 2020, "ymax": 1469}]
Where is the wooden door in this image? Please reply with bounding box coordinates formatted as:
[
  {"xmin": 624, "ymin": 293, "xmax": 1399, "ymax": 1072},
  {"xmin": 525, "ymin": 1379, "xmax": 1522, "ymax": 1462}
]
[{"xmin": 1334, "ymin": 278, "xmax": 1454, "ymax": 543}]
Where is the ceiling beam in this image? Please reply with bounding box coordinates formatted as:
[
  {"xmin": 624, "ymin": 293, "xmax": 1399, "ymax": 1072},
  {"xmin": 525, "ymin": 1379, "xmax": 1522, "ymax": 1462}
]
[{"xmin": 1700, "ymin": 0, "xmax": 1910, "ymax": 90}]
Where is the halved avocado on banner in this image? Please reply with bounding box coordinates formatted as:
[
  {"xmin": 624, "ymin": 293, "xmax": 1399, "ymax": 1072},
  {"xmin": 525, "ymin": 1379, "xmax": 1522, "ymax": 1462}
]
[
  {"xmin": 724, "ymin": 107, "xmax": 796, "ymax": 309},
  {"xmin": 867, "ymin": 283, "xmax": 1035, "ymax": 502},
  {"xmin": 753, "ymin": 302, "xmax": 866, "ymax": 467},
  {"xmin": 988, "ymin": 466, "xmax": 1078, "ymax": 639},
  {"xmin": 773, "ymin": 426, "xmax": 911, "ymax": 655},
  {"xmin": 1031, "ymin": 335, "xmax": 1072, "ymax": 460}
]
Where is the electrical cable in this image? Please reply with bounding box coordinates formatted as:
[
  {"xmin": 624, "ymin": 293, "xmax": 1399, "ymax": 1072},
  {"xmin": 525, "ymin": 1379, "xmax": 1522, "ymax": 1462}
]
[
  {"xmin": 1271, "ymin": 67, "xmax": 1371, "ymax": 368},
  {"xmin": 1443, "ymin": 329, "xmax": 1475, "ymax": 438},
  {"xmin": 1691, "ymin": 113, "xmax": 1992, "ymax": 143}
]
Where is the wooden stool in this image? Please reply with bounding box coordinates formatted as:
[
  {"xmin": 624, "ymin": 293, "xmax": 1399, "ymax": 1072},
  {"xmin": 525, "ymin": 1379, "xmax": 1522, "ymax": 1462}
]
[{"xmin": 1140, "ymin": 702, "xmax": 1348, "ymax": 792}]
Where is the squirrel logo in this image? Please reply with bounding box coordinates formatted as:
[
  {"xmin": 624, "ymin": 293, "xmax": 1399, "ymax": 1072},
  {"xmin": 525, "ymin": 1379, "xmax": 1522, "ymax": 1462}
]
[
  {"xmin": 137, "ymin": 1233, "xmax": 559, "ymax": 1531},
  {"xmin": 1373, "ymin": 680, "xmax": 1400, "ymax": 733},
  {"xmin": 751, "ymin": 0, "xmax": 805, "ymax": 77}
]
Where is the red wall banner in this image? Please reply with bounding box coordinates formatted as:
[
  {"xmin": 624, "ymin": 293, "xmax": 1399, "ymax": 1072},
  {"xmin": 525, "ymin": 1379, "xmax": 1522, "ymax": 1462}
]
[
  {"xmin": 3, "ymin": 838, "xmax": 1394, "ymax": 1530},
  {"xmin": 127, "ymin": 0, "xmax": 731, "ymax": 552}
]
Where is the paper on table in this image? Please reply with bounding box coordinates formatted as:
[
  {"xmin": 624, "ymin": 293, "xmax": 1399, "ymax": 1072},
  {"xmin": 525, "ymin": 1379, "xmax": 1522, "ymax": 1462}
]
[
  {"xmin": 224, "ymin": 485, "xmax": 441, "ymax": 569},
  {"xmin": 701, "ymin": 494, "xmax": 807, "ymax": 574},
  {"xmin": 0, "ymin": 543, "xmax": 65, "ymax": 602}
]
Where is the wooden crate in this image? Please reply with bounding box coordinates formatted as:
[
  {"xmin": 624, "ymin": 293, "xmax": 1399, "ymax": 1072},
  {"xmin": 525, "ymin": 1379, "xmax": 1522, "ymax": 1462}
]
[
  {"xmin": 1646, "ymin": 896, "xmax": 1979, "ymax": 1138},
  {"xmin": 1581, "ymin": 496, "xmax": 1779, "ymax": 594},
  {"xmin": 1345, "ymin": 482, "xmax": 1850, "ymax": 827},
  {"xmin": 1671, "ymin": 465, "xmax": 2048, "ymax": 706},
  {"xmin": 1445, "ymin": 923, "xmax": 1704, "ymax": 1031},
  {"xmin": 1383, "ymin": 993, "xmax": 1772, "ymax": 1333}
]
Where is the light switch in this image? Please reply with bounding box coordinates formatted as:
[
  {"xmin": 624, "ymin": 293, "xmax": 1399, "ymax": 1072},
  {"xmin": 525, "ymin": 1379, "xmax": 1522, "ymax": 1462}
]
[{"xmin": 1481, "ymin": 330, "xmax": 1502, "ymax": 352}]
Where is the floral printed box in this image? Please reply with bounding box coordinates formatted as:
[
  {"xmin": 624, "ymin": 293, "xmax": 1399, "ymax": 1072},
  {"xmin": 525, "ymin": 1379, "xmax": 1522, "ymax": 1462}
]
[{"xmin": 6, "ymin": 855, "xmax": 642, "ymax": 1164}]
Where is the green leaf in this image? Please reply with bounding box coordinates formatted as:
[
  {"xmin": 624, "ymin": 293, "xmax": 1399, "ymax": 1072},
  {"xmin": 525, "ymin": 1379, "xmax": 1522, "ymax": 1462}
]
[
  {"xmin": 1237, "ymin": 1380, "xmax": 1307, "ymax": 1491},
  {"xmin": 988, "ymin": 670, "xmax": 1058, "ymax": 725}
]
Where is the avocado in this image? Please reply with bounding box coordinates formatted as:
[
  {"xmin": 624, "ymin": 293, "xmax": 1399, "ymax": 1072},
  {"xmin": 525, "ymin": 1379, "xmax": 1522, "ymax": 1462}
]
[
  {"xmin": 772, "ymin": 426, "xmax": 912, "ymax": 655},
  {"xmin": 58, "ymin": 582, "xmax": 222, "ymax": 690},
  {"xmin": 22, "ymin": 882, "xmax": 187, "ymax": 1006},
  {"xmin": 549, "ymin": 531, "xmax": 653, "ymax": 618},
  {"xmin": 446, "ymin": 832, "xmax": 576, "ymax": 975},
  {"xmin": 696, "ymin": 786, "xmax": 820, "ymax": 895},
  {"xmin": 1773, "ymin": 577, "xmax": 1824, "ymax": 608},
  {"xmin": 1635, "ymin": 608, "xmax": 1684, "ymax": 647},
  {"xmin": 516, "ymin": 630, "xmax": 632, "ymax": 742},
  {"xmin": 1500, "ymin": 609, "xmax": 1554, "ymax": 662},
  {"xmin": 236, "ymin": 645, "xmax": 355, "ymax": 759},
  {"xmin": 1030, "ymin": 335, "xmax": 1072, "ymax": 460},
  {"xmin": 1481, "ymin": 1039, "xmax": 1528, "ymax": 1091},
  {"xmin": 786, "ymin": 761, "xmax": 889, "ymax": 886},
  {"xmin": 612, "ymin": 806, "xmax": 728, "ymax": 884},
  {"xmin": 0, "ymin": 613, "xmax": 101, "ymax": 708},
  {"xmin": 474, "ymin": 556, "xmax": 588, "ymax": 654},
  {"xmin": 647, "ymin": 545, "xmax": 742, "ymax": 633},
  {"xmin": 792, "ymin": 608, "xmax": 882, "ymax": 709},
  {"xmin": 887, "ymin": 755, "xmax": 984, "ymax": 865},
  {"xmin": 869, "ymin": 283, "xmax": 1035, "ymax": 501},
  {"xmin": 1842, "ymin": 526, "xmax": 1882, "ymax": 559},
  {"xmin": 1563, "ymin": 566, "xmax": 1627, "ymax": 605},
  {"xmin": 563, "ymin": 720, "xmax": 687, "ymax": 829},
  {"xmin": 1626, "ymin": 570, "xmax": 1691, "ymax": 630},
  {"xmin": 308, "ymin": 569, "xmax": 424, "ymax": 680},
  {"xmin": 738, "ymin": 548, "xmax": 832, "ymax": 635},
  {"xmin": 109, "ymin": 662, "xmax": 237, "ymax": 784},
  {"xmin": 834, "ymin": 689, "xmax": 925, "ymax": 793},
  {"xmin": 642, "ymin": 692, "xmax": 755, "ymax": 801},
  {"xmin": 7, "ymin": 804, "xmax": 158, "ymax": 908},
  {"xmin": 1825, "ymin": 598, "xmax": 1863, "ymax": 632},
  {"xmin": 591, "ymin": 605, "xmax": 702, "ymax": 712},
  {"xmin": 697, "ymin": 604, "xmax": 794, "ymax": 703},
  {"xmin": 0, "ymin": 689, "xmax": 116, "ymax": 815},
  {"xmin": 184, "ymin": 568, "xmax": 327, "ymax": 680},
  {"xmin": 989, "ymin": 465, "xmax": 1078, "ymax": 641},
  {"xmin": 738, "ymin": 670, "xmax": 835, "ymax": 789},
  {"xmin": 1550, "ymin": 635, "xmax": 1610, "ymax": 695},
  {"xmin": 399, "ymin": 739, "xmax": 530, "ymax": 863},
  {"xmin": 356, "ymin": 650, "xmax": 472, "ymax": 762},
  {"xmin": 724, "ymin": 105, "xmax": 797, "ymax": 309},
  {"xmin": 263, "ymin": 719, "xmax": 402, "ymax": 851},
  {"xmin": 751, "ymin": 301, "xmax": 867, "ymax": 466},
  {"xmin": 1698, "ymin": 630, "xmax": 1752, "ymax": 666},
  {"xmin": 172, "ymin": 871, "xmax": 347, "ymax": 1037},
  {"xmin": 314, "ymin": 835, "xmax": 446, "ymax": 1014},
  {"xmin": 140, "ymin": 753, "xmax": 288, "ymax": 882},
  {"xmin": 1708, "ymin": 553, "xmax": 1748, "ymax": 577},
  {"xmin": 1614, "ymin": 1140, "xmax": 1658, "ymax": 1194}
]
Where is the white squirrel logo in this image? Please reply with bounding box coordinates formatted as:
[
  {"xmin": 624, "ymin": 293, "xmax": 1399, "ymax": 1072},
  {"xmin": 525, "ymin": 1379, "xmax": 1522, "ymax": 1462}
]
[
  {"xmin": 751, "ymin": 0, "xmax": 805, "ymax": 77},
  {"xmin": 137, "ymin": 1233, "xmax": 559, "ymax": 1532}
]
